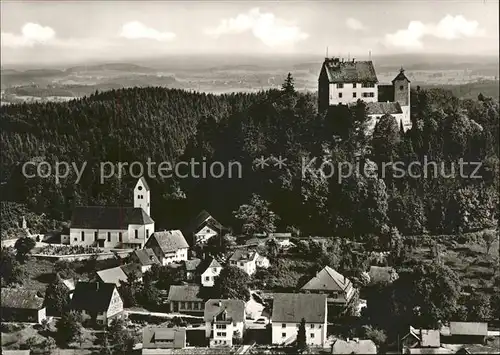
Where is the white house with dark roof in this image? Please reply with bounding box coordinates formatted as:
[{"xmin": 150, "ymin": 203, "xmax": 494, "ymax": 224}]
[
  {"xmin": 318, "ymin": 57, "xmax": 412, "ymax": 131},
  {"xmin": 271, "ymin": 293, "xmax": 328, "ymax": 347},
  {"xmin": 145, "ymin": 230, "xmax": 189, "ymax": 265},
  {"xmin": 142, "ymin": 327, "xmax": 186, "ymax": 351},
  {"xmin": 204, "ymin": 299, "xmax": 245, "ymax": 347},
  {"xmin": 183, "ymin": 210, "xmax": 228, "ymax": 246},
  {"xmin": 201, "ymin": 258, "xmax": 223, "ymax": 287},
  {"xmin": 228, "ymin": 250, "xmax": 260, "ymax": 275},
  {"xmin": 131, "ymin": 248, "xmax": 160, "ymax": 273},
  {"xmin": 69, "ymin": 178, "xmax": 154, "ymax": 249},
  {"xmin": 167, "ymin": 285, "xmax": 204, "ymax": 314}
]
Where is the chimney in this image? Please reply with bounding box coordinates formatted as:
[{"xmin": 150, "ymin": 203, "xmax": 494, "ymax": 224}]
[{"xmin": 218, "ymin": 300, "xmax": 222, "ymax": 307}]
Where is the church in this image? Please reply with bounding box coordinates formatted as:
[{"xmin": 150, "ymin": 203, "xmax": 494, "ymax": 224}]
[
  {"xmin": 318, "ymin": 57, "xmax": 412, "ymax": 131},
  {"xmin": 69, "ymin": 177, "xmax": 155, "ymax": 249}
]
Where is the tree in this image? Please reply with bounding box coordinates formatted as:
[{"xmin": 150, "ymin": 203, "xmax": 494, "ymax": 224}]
[
  {"xmin": 44, "ymin": 274, "xmax": 70, "ymax": 315},
  {"xmin": 372, "ymin": 114, "xmax": 401, "ymax": 164},
  {"xmin": 296, "ymin": 318, "xmax": 307, "ymax": 353},
  {"xmin": 139, "ymin": 281, "xmax": 160, "ymax": 309},
  {"xmin": 108, "ymin": 318, "xmax": 136, "ymax": 354},
  {"xmin": 482, "ymin": 230, "xmax": 497, "ymax": 255},
  {"xmin": 56, "ymin": 310, "xmax": 83, "ymax": 345},
  {"xmin": 212, "ymin": 266, "xmax": 250, "ymax": 301},
  {"xmin": 362, "ymin": 325, "xmax": 387, "ymax": 347},
  {"xmin": 39, "ymin": 337, "xmax": 56, "ymax": 354},
  {"xmin": 119, "ymin": 280, "xmax": 138, "ymax": 308},
  {"xmin": 282, "ymin": 73, "xmax": 295, "ymax": 95},
  {"xmin": 0, "ymin": 247, "xmax": 25, "ymax": 285},
  {"xmin": 14, "ymin": 236, "xmax": 36, "ymax": 262},
  {"xmin": 465, "ymin": 293, "xmax": 491, "ymax": 322},
  {"xmin": 233, "ymin": 194, "xmax": 280, "ymax": 236}
]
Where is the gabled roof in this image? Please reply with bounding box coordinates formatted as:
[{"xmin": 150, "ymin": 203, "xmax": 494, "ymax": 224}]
[
  {"xmin": 365, "ymin": 102, "xmax": 403, "ymax": 116},
  {"xmin": 143, "ymin": 327, "xmax": 186, "ymax": 349},
  {"xmin": 301, "ymin": 266, "xmax": 353, "ymax": 293},
  {"xmin": 148, "ymin": 230, "xmax": 189, "ymax": 254},
  {"xmin": 392, "ymin": 68, "xmax": 411, "ymax": 83},
  {"xmin": 70, "ymin": 282, "xmax": 118, "ymax": 313},
  {"xmin": 136, "ymin": 176, "xmax": 150, "ymax": 191},
  {"xmin": 331, "ymin": 339, "xmax": 377, "ymax": 354},
  {"xmin": 449, "ymin": 322, "xmax": 488, "ymax": 336},
  {"xmin": 71, "ymin": 206, "xmax": 154, "ymax": 229},
  {"xmin": 133, "ymin": 248, "xmax": 160, "ymax": 266},
  {"xmin": 322, "ymin": 58, "xmax": 378, "ymax": 83},
  {"xmin": 204, "ymin": 299, "xmax": 245, "ymax": 323},
  {"xmin": 1, "ymin": 288, "xmax": 45, "ymax": 310},
  {"xmin": 96, "ymin": 267, "xmax": 128, "ymax": 286},
  {"xmin": 229, "ymin": 249, "xmax": 258, "ymax": 262},
  {"xmin": 271, "ymin": 293, "xmax": 327, "ymax": 323},
  {"xmin": 121, "ymin": 263, "xmax": 142, "ymax": 280},
  {"xmin": 184, "ymin": 210, "xmax": 226, "ymax": 237},
  {"xmin": 167, "ymin": 285, "xmax": 202, "ymax": 302},
  {"xmin": 62, "ymin": 278, "xmax": 76, "ymax": 292}
]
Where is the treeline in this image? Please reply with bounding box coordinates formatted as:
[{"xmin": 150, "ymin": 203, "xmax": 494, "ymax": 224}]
[{"xmin": 0, "ymin": 77, "xmax": 498, "ymax": 240}]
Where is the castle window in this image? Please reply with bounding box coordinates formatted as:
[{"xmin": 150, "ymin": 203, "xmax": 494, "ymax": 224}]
[
  {"xmin": 81, "ymin": 231, "xmax": 85, "ymax": 241},
  {"xmin": 336, "ymin": 83, "xmax": 343, "ymax": 89},
  {"xmin": 400, "ymin": 85, "xmax": 404, "ymax": 90},
  {"xmin": 353, "ymin": 83, "xmax": 357, "ymax": 88},
  {"xmin": 107, "ymin": 232, "xmax": 111, "ymax": 242},
  {"xmin": 146, "ymin": 229, "xmax": 149, "ymax": 237},
  {"xmin": 353, "ymin": 93, "xmax": 357, "ymax": 98},
  {"xmin": 94, "ymin": 231, "xmax": 98, "ymax": 241},
  {"xmin": 119, "ymin": 232, "xmax": 122, "ymax": 242},
  {"xmin": 135, "ymin": 230, "xmax": 139, "ymax": 239},
  {"xmin": 338, "ymin": 93, "xmax": 343, "ymax": 98},
  {"xmin": 362, "ymin": 82, "xmax": 375, "ymax": 88},
  {"xmin": 138, "ymin": 186, "xmax": 143, "ymax": 191}
]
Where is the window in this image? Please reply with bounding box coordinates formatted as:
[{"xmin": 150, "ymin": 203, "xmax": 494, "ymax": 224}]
[
  {"xmin": 353, "ymin": 93, "xmax": 357, "ymax": 98},
  {"xmin": 213, "ymin": 268, "xmax": 217, "ymax": 273},
  {"xmin": 362, "ymin": 92, "xmax": 375, "ymax": 98},
  {"xmin": 310, "ymin": 333, "xmax": 315, "ymax": 338},
  {"xmin": 119, "ymin": 232, "xmax": 122, "ymax": 242},
  {"xmin": 135, "ymin": 229, "xmax": 139, "ymax": 239},
  {"xmin": 362, "ymin": 82, "xmax": 375, "ymax": 88},
  {"xmin": 138, "ymin": 186, "xmax": 143, "ymax": 191},
  {"xmin": 353, "ymin": 83, "xmax": 357, "ymax": 88},
  {"xmin": 239, "ymin": 262, "xmax": 244, "ymax": 267},
  {"xmin": 311, "ymin": 324, "xmax": 315, "ymax": 329},
  {"xmin": 181, "ymin": 302, "xmax": 186, "ymax": 309},
  {"xmin": 205, "ymin": 276, "xmax": 210, "ymax": 281},
  {"xmin": 400, "ymin": 85, "xmax": 404, "ymax": 90},
  {"xmin": 81, "ymin": 231, "xmax": 85, "ymax": 241},
  {"xmin": 282, "ymin": 333, "xmax": 286, "ymax": 338},
  {"xmin": 338, "ymin": 93, "xmax": 343, "ymax": 98},
  {"xmin": 146, "ymin": 229, "xmax": 149, "ymax": 237},
  {"xmin": 336, "ymin": 83, "xmax": 344, "ymax": 89},
  {"xmin": 216, "ymin": 324, "xmax": 226, "ymax": 329},
  {"xmin": 107, "ymin": 232, "xmax": 111, "ymax": 242},
  {"xmin": 282, "ymin": 324, "xmax": 286, "ymax": 328}
]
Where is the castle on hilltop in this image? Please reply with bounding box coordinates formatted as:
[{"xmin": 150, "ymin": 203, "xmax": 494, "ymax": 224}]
[{"xmin": 318, "ymin": 57, "xmax": 412, "ymax": 131}]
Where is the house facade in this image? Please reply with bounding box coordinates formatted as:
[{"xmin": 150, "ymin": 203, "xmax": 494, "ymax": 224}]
[
  {"xmin": 1, "ymin": 288, "xmax": 47, "ymax": 324},
  {"xmin": 69, "ymin": 179, "xmax": 154, "ymax": 249},
  {"xmin": 70, "ymin": 282, "xmax": 123, "ymax": 326},
  {"xmin": 271, "ymin": 293, "xmax": 328, "ymax": 347},
  {"xmin": 228, "ymin": 250, "xmax": 259, "ymax": 275},
  {"xmin": 145, "ymin": 230, "xmax": 189, "ymax": 265},
  {"xmin": 131, "ymin": 248, "xmax": 160, "ymax": 273},
  {"xmin": 201, "ymin": 259, "xmax": 223, "ymax": 287},
  {"xmin": 204, "ymin": 299, "xmax": 245, "ymax": 347},
  {"xmin": 167, "ymin": 285, "xmax": 204, "ymax": 314},
  {"xmin": 183, "ymin": 210, "xmax": 227, "ymax": 246},
  {"xmin": 318, "ymin": 57, "xmax": 411, "ymax": 131},
  {"xmin": 142, "ymin": 327, "xmax": 186, "ymax": 352}
]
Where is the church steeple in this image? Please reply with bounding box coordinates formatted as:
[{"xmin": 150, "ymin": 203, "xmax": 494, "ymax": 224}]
[{"xmin": 134, "ymin": 177, "xmax": 150, "ymax": 216}]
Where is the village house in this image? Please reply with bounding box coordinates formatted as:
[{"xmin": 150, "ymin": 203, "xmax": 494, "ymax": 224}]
[
  {"xmin": 142, "ymin": 327, "xmax": 186, "ymax": 352},
  {"xmin": 70, "ymin": 281, "xmax": 123, "ymax": 326},
  {"xmin": 300, "ymin": 266, "xmax": 356, "ymax": 312},
  {"xmin": 96, "ymin": 266, "xmax": 129, "ymax": 287},
  {"xmin": 1, "ymin": 288, "xmax": 47, "ymax": 324},
  {"xmin": 228, "ymin": 250, "xmax": 261, "ymax": 275},
  {"xmin": 183, "ymin": 210, "xmax": 228, "ymax": 246},
  {"xmin": 69, "ymin": 178, "xmax": 154, "ymax": 249},
  {"xmin": 201, "ymin": 258, "xmax": 223, "ymax": 287},
  {"xmin": 271, "ymin": 293, "xmax": 328, "ymax": 347},
  {"xmin": 400, "ymin": 326, "xmax": 441, "ymax": 351},
  {"xmin": 443, "ymin": 322, "xmax": 489, "ymax": 345},
  {"xmin": 145, "ymin": 230, "xmax": 189, "ymax": 265},
  {"xmin": 331, "ymin": 338, "xmax": 377, "ymax": 354},
  {"xmin": 184, "ymin": 258, "xmax": 202, "ymax": 281},
  {"xmin": 318, "ymin": 57, "xmax": 412, "ymax": 131},
  {"xmin": 256, "ymin": 254, "xmax": 270, "ymax": 268},
  {"xmin": 167, "ymin": 285, "xmax": 204, "ymax": 314},
  {"xmin": 131, "ymin": 248, "xmax": 160, "ymax": 273},
  {"xmin": 204, "ymin": 299, "xmax": 245, "ymax": 347}
]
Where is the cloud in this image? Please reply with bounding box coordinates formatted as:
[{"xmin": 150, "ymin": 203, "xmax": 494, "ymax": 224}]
[
  {"xmin": 346, "ymin": 18, "xmax": 366, "ymax": 31},
  {"xmin": 204, "ymin": 8, "xmax": 308, "ymax": 47},
  {"xmin": 385, "ymin": 15, "xmax": 486, "ymax": 49},
  {"xmin": 120, "ymin": 21, "xmax": 176, "ymax": 41},
  {"xmin": 1, "ymin": 23, "xmax": 56, "ymax": 47}
]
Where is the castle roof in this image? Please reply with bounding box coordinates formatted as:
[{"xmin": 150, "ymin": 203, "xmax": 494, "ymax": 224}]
[
  {"xmin": 71, "ymin": 206, "xmax": 153, "ymax": 229},
  {"xmin": 322, "ymin": 58, "xmax": 378, "ymax": 83},
  {"xmin": 364, "ymin": 102, "xmax": 403, "ymax": 116},
  {"xmin": 392, "ymin": 67, "xmax": 411, "ymax": 83}
]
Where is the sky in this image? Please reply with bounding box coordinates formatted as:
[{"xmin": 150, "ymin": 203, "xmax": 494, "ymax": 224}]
[{"xmin": 1, "ymin": 0, "xmax": 499, "ymax": 66}]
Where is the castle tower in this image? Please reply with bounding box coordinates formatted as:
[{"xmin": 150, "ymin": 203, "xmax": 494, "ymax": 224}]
[
  {"xmin": 392, "ymin": 67, "xmax": 411, "ymax": 131},
  {"xmin": 134, "ymin": 177, "xmax": 150, "ymax": 216}
]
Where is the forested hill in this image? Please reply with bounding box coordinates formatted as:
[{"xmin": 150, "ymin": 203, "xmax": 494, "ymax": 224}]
[{"xmin": 1, "ymin": 82, "xmax": 499, "ymax": 241}]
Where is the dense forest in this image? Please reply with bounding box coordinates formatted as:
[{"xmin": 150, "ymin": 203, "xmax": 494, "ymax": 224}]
[{"xmin": 1, "ymin": 75, "xmax": 498, "ymax": 241}]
